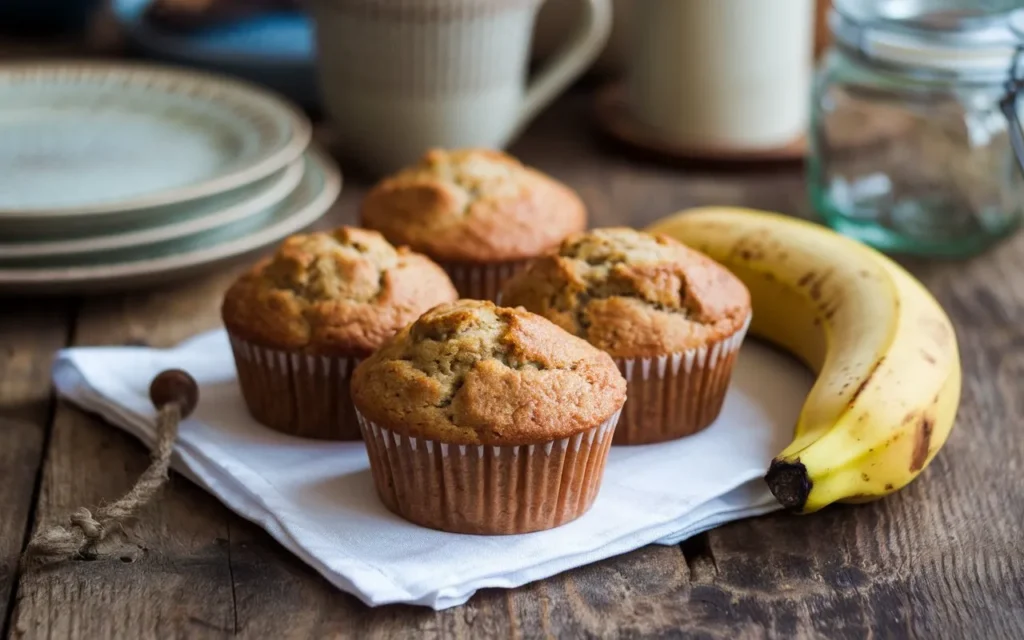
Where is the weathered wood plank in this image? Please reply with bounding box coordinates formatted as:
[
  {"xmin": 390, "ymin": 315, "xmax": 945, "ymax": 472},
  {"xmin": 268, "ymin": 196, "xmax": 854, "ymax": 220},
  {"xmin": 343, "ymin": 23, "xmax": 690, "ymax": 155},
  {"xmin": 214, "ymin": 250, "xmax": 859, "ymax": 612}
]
[
  {"xmin": 534, "ymin": 96, "xmax": 1024, "ymax": 639},
  {"xmin": 675, "ymin": 233, "xmax": 1024, "ymax": 640},
  {"xmin": 0, "ymin": 302, "xmax": 73, "ymax": 636},
  {"xmin": 6, "ymin": 177, "xmax": 362, "ymax": 639},
  {"xmin": 7, "ymin": 91, "xmax": 1024, "ymax": 639},
  {"xmin": 10, "ymin": 274, "xmax": 244, "ymax": 640},
  {"xmin": 224, "ymin": 519, "xmax": 703, "ymax": 639}
]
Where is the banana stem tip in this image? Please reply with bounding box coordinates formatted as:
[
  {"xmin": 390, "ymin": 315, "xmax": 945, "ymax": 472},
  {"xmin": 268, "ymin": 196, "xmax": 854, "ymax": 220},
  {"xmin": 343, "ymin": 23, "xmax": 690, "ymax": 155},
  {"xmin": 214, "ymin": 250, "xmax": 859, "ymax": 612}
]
[{"xmin": 765, "ymin": 460, "xmax": 812, "ymax": 512}]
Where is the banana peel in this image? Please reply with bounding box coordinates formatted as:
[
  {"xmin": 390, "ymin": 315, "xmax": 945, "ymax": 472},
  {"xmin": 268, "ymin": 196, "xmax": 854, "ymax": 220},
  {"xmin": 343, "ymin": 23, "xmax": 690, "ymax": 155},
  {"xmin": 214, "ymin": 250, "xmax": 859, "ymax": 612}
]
[{"xmin": 647, "ymin": 207, "xmax": 961, "ymax": 513}]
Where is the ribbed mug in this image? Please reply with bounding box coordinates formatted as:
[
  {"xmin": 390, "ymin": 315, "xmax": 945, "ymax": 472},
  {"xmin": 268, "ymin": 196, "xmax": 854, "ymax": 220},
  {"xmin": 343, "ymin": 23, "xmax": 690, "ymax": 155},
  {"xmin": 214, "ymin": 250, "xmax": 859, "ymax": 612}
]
[{"xmin": 311, "ymin": 0, "xmax": 612, "ymax": 175}]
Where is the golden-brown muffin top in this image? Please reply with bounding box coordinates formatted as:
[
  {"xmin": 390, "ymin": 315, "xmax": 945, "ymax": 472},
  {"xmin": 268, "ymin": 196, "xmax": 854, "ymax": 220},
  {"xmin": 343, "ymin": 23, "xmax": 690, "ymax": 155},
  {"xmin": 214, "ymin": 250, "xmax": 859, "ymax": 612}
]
[
  {"xmin": 359, "ymin": 148, "xmax": 587, "ymax": 263},
  {"xmin": 350, "ymin": 300, "xmax": 626, "ymax": 445},
  {"xmin": 221, "ymin": 226, "xmax": 458, "ymax": 357},
  {"xmin": 500, "ymin": 228, "xmax": 751, "ymax": 358}
]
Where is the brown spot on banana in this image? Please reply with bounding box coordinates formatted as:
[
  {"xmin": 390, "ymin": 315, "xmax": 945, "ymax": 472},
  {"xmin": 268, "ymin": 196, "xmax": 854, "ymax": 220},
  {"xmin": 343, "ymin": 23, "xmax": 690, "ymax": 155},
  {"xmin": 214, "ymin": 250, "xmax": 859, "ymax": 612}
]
[
  {"xmin": 910, "ymin": 415, "xmax": 934, "ymax": 472},
  {"xmin": 798, "ymin": 271, "xmax": 815, "ymax": 287},
  {"xmin": 808, "ymin": 269, "xmax": 833, "ymax": 302},
  {"xmin": 885, "ymin": 483, "xmax": 894, "ymax": 491},
  {"xmin": 843, "ymin": 494, "xmax": 877, "ymax": 502},
  {"xmin": 729, "ymin": 234, "xmax": 767, "ymax": 262},
  {"xmin": 848, "ymin": 357, "xmax": 885, "ymax": 406},
  {"xmin": 920, "ymin": 349, "xmax": 937, "ymax": 365},
  {"xmin": 861, "ymin": 473, "xmax": 870, "ymax": 482}
]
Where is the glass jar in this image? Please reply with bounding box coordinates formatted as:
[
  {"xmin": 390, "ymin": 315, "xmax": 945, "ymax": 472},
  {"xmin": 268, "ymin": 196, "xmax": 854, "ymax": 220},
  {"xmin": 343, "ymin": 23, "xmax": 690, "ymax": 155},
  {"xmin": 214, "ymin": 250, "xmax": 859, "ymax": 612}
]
[{"xmin": 809, "ymin": 0, "xmax": 1024, "ymax": 257}]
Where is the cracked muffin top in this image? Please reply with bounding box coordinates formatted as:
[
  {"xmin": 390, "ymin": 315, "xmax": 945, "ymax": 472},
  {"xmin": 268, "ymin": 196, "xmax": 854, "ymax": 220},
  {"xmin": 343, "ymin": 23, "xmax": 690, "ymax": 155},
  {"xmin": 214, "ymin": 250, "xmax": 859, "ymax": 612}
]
[
  {"xmin": 222, "ymin": 226, "xmax": 459, "ymax": 357},
  {"xmin": 359, "ymin": 148, "xmax": 587, "ymax": 263},
  {"xmin": 500, "ymin": 228, "xmax": 751, "ymax": 358},
  {"xmin": 350, "ymin": 300, "xmax": 626, "ymax": 445}
]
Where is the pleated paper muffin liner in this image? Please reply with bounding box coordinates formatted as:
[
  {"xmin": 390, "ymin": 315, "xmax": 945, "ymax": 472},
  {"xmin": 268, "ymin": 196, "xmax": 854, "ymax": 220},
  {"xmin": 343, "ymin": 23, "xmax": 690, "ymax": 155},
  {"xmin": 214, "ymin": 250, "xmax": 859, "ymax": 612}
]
[
  {"xmin": 440, "ymin": 260, "xmax": 528, "ymax": 302},
  {"xmin": 357, "ymin": 409, "xmax": 622, "ymax": 534},
  {"xmin": 613, "ymin": 315, "xmax": 751, "ymax": 445},
  {"xmin": 229, "ymin": 334, "xmax": 362, "ymax": 440}
]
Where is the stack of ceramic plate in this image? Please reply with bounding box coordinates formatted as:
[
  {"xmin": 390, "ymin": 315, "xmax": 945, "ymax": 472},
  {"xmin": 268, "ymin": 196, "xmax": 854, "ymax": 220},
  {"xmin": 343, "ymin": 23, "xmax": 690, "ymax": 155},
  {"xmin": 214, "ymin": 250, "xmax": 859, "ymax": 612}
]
[{"xmin": 0, "ymin": 62, "xmax": 341, "ymax": 294}]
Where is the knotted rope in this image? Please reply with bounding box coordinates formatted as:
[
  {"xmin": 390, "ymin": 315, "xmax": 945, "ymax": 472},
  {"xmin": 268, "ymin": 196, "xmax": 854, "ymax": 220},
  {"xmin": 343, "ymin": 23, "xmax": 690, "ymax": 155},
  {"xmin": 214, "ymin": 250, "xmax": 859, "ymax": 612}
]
[{"xmin": 23, "ymin": 369, "xmax": 198, "ymax": 566}]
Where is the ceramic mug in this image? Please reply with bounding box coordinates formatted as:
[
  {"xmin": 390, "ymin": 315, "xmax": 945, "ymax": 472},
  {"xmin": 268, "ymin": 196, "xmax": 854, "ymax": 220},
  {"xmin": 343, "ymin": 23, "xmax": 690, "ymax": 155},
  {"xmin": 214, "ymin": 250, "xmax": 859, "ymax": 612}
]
[
  {"xmin": 627, "ymin": 0, "xmax": 815, "ymax": 150},
  {"xmin": 311, "ymin": 0, "xmax": 612, "ymax": 175},
  {"xmin": 533, "ymin": 0, "xmax": 630, "ymax": 75}
]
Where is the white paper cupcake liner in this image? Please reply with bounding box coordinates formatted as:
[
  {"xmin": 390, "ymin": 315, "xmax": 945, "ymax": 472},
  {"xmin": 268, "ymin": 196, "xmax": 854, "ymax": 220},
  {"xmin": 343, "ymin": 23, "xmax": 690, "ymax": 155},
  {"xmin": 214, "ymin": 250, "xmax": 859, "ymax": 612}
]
[
  {"xmin": 440, "ymin": 260, "xmax": 528, "ymax": 302},
  {"xmin": 357, "ymin": 409, "xmax": 622, "ymax": 534},
  {"xmin": 229, "ymin": 334, "xmax": 362, "ymax": 440},
  {"xmin": 613, "ymin": 315, "xmax": 751, "ymax": 445}
]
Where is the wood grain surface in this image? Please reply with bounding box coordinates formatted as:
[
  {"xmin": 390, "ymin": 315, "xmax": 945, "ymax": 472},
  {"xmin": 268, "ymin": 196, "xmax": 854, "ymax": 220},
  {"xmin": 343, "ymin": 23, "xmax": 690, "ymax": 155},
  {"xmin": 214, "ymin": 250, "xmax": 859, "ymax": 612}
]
[
  {"xmin": 1, "ymin": 89, "xmax": 1023, "ymax": 639},
  {"xmin": 0, "ymin": 302, "xmax": 72, "ymax": 632}
]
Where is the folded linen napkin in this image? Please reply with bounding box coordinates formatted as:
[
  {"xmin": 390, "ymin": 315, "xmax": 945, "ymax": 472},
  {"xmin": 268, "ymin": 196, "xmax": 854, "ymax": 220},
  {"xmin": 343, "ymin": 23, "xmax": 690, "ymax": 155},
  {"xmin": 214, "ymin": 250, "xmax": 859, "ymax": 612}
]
[{"xmin": 51, "ymin": 330, "xmax": 812, "ymax": 609}]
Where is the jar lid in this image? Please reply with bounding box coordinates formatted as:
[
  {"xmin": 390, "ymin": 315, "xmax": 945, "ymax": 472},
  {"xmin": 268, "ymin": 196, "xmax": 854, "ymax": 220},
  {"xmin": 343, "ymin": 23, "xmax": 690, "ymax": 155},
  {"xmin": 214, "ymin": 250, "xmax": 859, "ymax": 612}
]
[{"xmin": 831, "ymin": 0, "xmax": 1024, "ymax": 79}]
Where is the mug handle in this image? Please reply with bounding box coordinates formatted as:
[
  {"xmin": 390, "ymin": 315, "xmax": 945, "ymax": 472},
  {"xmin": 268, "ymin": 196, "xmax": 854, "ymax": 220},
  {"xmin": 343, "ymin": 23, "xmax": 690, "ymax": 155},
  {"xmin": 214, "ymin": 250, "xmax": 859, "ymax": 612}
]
[{"xmin": 506, "ymin": 0, "xmax": 613, "ymax": 143}]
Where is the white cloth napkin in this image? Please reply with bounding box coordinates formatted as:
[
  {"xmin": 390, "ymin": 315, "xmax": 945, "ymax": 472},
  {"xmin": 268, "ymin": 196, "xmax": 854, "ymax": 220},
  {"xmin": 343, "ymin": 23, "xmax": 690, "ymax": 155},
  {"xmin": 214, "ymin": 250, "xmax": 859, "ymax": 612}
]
[{"xmin": 51, "ymin": 330, "xmax": 812, "ymax": 610}]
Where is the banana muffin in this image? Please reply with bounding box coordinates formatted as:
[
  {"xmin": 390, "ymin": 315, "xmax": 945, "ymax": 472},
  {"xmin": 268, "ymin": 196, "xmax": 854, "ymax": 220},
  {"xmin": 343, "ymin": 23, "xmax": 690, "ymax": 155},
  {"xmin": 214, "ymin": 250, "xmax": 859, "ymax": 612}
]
[
  {"xmin": 350, "ymin": 300, "xmax": 626, "ymax": 534},
  {"xmin": 222, "ymin": 226, "xmax": 458, "ymax": 440},
  {"xmin": 501, "ymin": 228, "xmax": 751, "ymax": 445},
  {"xmin": 360, "ymin": 148, "xmax": 587, "ymax": 301}
]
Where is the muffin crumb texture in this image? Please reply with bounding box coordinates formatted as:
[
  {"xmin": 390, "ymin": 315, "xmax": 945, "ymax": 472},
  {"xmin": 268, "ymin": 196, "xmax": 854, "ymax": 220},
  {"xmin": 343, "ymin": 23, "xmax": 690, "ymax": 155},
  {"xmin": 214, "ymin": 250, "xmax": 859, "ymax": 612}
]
[
  {"xmin": 501, "ymin": 227, "xmax": 751, "ymax": 357},
  {"xmin": 360, "ymin": 148, "xmax": 587, "ymax": 262},
  {"xmin": 221, "ymin": 226, "xmax": 458, "ymax": 356},
  {"xmin": 351, "ymin": 300, "xmax": 626, "ymax": 445}
]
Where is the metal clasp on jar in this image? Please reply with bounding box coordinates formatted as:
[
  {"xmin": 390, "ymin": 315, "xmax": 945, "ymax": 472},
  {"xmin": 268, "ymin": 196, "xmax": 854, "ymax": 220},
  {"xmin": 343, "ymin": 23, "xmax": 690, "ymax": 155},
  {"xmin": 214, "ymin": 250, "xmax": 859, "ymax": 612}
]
[{"xmin": 1003, "ymin": 45, "xmax": 1024, "ymax": 174}]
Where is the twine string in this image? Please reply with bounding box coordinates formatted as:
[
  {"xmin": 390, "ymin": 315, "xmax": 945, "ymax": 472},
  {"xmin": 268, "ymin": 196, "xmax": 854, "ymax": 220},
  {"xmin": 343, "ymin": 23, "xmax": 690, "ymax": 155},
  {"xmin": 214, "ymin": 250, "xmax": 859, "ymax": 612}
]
[{"xmin": 23, "ymin": 403, "xmax": 181, "ymax": 565}]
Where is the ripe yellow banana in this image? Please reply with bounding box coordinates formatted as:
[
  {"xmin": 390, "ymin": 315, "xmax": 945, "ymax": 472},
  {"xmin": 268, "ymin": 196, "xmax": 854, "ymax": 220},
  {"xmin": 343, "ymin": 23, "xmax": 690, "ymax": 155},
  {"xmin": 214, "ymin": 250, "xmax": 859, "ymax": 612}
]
[{"xmin": 647, "ymin": 207, "xmax": 961, "ymax": 513}]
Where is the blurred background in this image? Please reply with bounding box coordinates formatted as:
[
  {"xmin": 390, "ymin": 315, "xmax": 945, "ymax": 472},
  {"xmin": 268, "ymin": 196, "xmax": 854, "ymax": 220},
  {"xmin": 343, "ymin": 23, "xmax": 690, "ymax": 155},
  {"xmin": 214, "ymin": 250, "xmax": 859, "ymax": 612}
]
[{"xmin": 3, "ymin": 0, "xmax": 1024, "ymax": 295}]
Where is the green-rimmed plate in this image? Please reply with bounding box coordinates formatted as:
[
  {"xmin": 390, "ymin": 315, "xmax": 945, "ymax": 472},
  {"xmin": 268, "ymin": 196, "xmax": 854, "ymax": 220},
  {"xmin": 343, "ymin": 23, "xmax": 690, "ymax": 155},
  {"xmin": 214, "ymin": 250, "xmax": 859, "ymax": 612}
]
[
  {"xmin": 0, "ymin": 61, "xmax": 311, "ymax": 222},
  {"xmin": 0, "ymin": 148, "xmax": 340, "ymax": 294},
  {"xmin": 0, "ymin": 159, "xmax": 304, "ymax": 258}
]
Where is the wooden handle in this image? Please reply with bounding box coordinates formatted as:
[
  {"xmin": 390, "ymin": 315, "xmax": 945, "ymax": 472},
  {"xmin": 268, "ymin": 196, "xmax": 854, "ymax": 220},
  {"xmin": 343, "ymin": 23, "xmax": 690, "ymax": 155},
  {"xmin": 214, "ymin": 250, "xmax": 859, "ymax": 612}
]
[{"xmin": 149, "ymin": 369, "xmax": 199, "ymax": 418}]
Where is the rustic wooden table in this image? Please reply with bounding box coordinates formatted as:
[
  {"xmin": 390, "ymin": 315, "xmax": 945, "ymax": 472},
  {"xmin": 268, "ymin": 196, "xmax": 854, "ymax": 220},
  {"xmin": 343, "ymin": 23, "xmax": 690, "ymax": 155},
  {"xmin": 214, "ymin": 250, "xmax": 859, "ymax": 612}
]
[{"xmin": 1, "ymin": 27, "xmax": 1023, "ymax": 640}]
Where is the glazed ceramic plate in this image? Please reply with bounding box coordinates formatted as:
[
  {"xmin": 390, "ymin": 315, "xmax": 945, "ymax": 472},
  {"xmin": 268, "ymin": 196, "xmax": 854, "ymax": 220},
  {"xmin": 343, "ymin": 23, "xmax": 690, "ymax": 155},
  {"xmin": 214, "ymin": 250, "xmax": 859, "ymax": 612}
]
[
  {"xmin": 0, "ymin": 62, "xmax": 311, "ymax": 219},
  {"xmin": 0, "ymin": 148, "xmax": 340, "ymax": 294},
  {"xmin": 112, "ymin": 0, "xmax": 318, "ymax": 107},
  {"xmin": 0, "ymin": 159, "xmax": 304, "ymax": 259}
]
